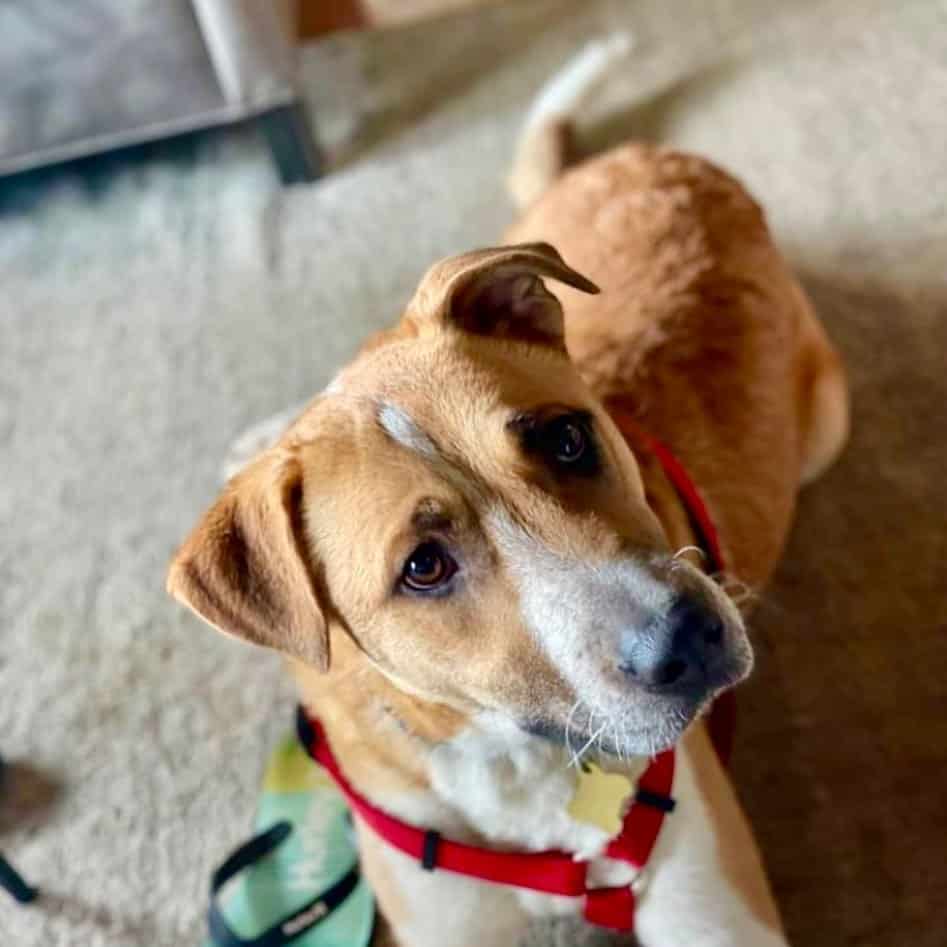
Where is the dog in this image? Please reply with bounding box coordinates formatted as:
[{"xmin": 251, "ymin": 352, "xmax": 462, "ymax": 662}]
[{"xmin": 168, "ymin": 40, "xmax": 848, "ymax": 947}]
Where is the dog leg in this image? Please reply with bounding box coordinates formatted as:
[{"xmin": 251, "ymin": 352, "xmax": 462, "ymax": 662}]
[
  {"xmin": 793, "ymin": 291, "xmax": 850, "ymax": 485},
  {"xmin": 800, "ymin": 350, "xmax": 849, "ymax": 485},
  {"xmin": 634, "ymin": 727, "xmax": 791, "ymax": 947}
]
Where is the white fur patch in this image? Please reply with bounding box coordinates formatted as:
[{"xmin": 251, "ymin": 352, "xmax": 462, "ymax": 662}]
[
  {"xmin": 372, "ymin": 711, "xmax": 640, "ymax": 938},
  {"xmin": 428, "ymin": 712, "xmax": 614, "ymax": 861},
  {"xmin": 365, "ymin": 723, "xmax": 788, "ymax": 947},
  {"xmin": 487, "ymin": 506, "xmax": 682, "ymax": 754},
  {"xmin": 377, "ymin": 402, "xmax": 440, "ymax": 459}
]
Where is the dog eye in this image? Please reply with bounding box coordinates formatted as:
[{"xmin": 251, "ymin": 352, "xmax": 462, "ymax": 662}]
[
  {"xmin": 541, "ymin": 414, "xmax": 599, "ymax": 474},
  {"xmin": 509, "ymin": 408, "xmax": 600, "ymax": 476},
  {"xmin": 549, "ymin": 418, "xmax": 588, "ymax": 464},
  {"xmin": 401, "ymin": 542, "xmax": 457, "ymax": 592}
]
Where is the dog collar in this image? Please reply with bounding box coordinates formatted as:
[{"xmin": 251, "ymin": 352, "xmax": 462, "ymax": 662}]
[{"xmin": 295, "ymin": 415, "xmax": 734, "ymax": 932}]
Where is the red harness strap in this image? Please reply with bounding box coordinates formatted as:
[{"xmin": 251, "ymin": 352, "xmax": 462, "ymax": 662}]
[
  {"xmin": 296, "ymin": 414, "xmax": 734, "ymax": 932},
  {"xmin": 297, "ymin": 709, "xmax": 674, "ymax": 930},
  {"xmin": 609, "ymin": 408, "xmax": 726, "ymax": 574}
]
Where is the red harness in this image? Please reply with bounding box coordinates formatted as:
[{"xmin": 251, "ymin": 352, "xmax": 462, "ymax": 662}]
[{"xmin": 298, "ymin": 412, "xmax": 734, "ymax": 932}]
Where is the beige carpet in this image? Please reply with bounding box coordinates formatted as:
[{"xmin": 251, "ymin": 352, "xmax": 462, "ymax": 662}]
[{"xmin": 1, "ymin": 0, "xmax": 945, "ymax": 944}]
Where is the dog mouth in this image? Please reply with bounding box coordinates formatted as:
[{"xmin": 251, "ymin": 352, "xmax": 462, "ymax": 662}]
[
  {"xmin": 522, "ymin": 703, "xmax": 694, "ymax": 759},
  {"xmin": 520, "ymin": 602, "xmax": 752, "ymax": 758},
  {"xmin": 523, "ymin": 671, "xmax": 743, "ymax": 760}
]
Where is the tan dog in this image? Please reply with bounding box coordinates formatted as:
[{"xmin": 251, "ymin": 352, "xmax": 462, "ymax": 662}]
[{"xmin": 168, "ymin": 47, "xmax": 848, "ymax": 947}]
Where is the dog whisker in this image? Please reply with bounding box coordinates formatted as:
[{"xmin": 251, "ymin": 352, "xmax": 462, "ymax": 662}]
[
  {"xmin": 612, "ymin": 721, "xmax": 624, "ymax": 761},
  {"xmin": 672, "ymin": 544, "xmax": 706, "ymax": 563},
  {"xmin": 567, "ymin": 707, "xmax": 597, "ymax": 769},
  {"xmin": 570, "ymin": 721, "xmax": 608, "ymax": 769},
  {"xmin": 564, "ymin": 698, "xmax": 583, "ymax": 763},
  {"xmin": 712, "ymin": 571, "xmax": 769, "ymax": 617}
]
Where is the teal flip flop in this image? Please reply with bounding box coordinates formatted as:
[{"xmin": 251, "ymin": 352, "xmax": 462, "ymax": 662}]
[{"xmin": 204, "ymin": 735, "xmax": 375, "ymax": 947}]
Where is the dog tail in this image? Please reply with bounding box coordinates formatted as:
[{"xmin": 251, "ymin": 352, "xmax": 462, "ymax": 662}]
[{"xmin": 507, "ymin": 33, "xmax": 634, "ymax": 210}]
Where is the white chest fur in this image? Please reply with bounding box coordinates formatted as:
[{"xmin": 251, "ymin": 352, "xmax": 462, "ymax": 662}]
[
  {"xmin": 426, "ymin": 715, "xmax": 639, "ymax": 875},
  {"xmin": 361, "ymin": 719, "xmax": 789, "ymax": 947}
]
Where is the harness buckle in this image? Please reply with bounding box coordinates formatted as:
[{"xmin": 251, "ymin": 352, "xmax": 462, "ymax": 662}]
[
  {"xmin": 421, "ymin": 831, "xmax": 441, "ymax": 871},
  {"xmin": 634, "ymin": 788, "xmax": 676, "ymax": 813},
  {"xmin": 295, "ymin": 705, "xmax": 317, "ymax": 750}
]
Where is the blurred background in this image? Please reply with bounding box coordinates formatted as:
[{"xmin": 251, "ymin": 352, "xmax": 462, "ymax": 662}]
[{"xmin": 1, "ymin": 1, "xmax": 945, "ymax": 945}]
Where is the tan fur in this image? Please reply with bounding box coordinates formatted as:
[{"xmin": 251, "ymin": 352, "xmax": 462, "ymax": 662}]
[
  {"xmin": 167, "ymin": 450, "xmax": 329, "ymax": 669},
  {"xmin": 168, "ymin": 143, "xmax": 848, "ymax": 947},
  {"xmin": 505, "ymin": 144, "xmax": 849, "ymax": 587}
]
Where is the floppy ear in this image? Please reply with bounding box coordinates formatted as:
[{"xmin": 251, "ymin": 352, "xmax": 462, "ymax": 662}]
[
  {"xmin": 166, "ymin": 448, "xmax": 329, "ymax": 670},
  {"xmin": 406, "ymin": 242, "xmax": 599, "ymax": 350}
]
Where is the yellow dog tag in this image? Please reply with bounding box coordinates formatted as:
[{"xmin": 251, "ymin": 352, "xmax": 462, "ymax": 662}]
[{"xmin": 567, "ymin": 763, "xmax": 633, "ymax": 836}]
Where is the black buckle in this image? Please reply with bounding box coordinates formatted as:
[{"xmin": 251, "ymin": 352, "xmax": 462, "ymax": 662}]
[
  {"xmin": 295, "ymin": 705, "xmax": 317, "ymax": 757},
  {"xmin": 635, "ymin": 788, "xmax": 676, "ymax": 813},
  {"xmin": 421, "ymin": 831, "xmax": 441, "ymax": 871}
]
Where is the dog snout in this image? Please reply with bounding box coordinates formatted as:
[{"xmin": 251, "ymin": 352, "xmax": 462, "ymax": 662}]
[{"xmin": 618, "ymin": 595, "xmax": 727, "ymax": 695}]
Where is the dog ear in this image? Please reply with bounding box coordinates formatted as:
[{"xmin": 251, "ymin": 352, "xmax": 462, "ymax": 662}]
[
  {"xmin": 166, "ymin": 448, "xmax": 329, "ymax": 670},
  {"xmin": 406, "ymin": 242, "xmax": 599, "ymax": 349}
]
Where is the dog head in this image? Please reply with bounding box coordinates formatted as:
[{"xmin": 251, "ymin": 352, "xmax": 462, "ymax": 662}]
[{"xmin": 168, "ymin": 243, "xmax": 751, "ymax": 756}]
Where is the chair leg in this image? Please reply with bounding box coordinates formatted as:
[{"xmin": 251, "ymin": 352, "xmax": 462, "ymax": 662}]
[
  {"xmin": 0, "ymin": 852, "xmax": 38, "ymax": 904},
  {"xmin": 257, "ymin": 103, "xmax": 323, "ymax": 185}
]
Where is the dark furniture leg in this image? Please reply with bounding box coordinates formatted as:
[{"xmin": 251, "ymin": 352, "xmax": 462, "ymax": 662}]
[{"xmin": 258, "ymin": 102, "xmax": 323, "ymax": 185}]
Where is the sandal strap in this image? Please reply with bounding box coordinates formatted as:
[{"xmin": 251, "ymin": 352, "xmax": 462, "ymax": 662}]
[
  {"xmin": 0, "ymin": 852, "xmax": 39, "ymax": 904},
  {"xmin": 208, "ymin": 820, "xmax": 360, "ymax": 947}
]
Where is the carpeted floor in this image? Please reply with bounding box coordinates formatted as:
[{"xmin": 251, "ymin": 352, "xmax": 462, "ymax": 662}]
[{"xmin": 1, "ymin": 0, "xmax": 944, "ymax": 945}]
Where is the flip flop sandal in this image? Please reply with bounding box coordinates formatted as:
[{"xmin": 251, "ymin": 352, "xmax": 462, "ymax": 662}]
[{"xmin": 204, "ymin": 735, "xmax": 375, "ymax": 947}]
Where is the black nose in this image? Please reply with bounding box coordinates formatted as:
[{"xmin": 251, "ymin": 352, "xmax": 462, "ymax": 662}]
[{"xmin": 619, "ymin": 596, "xmax": 726, "ymax": 694}]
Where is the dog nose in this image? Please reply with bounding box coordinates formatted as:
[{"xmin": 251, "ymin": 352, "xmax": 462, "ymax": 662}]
[{"xmin": 619, "ymin": 596, "xmax": 725, "ymax": 693}]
